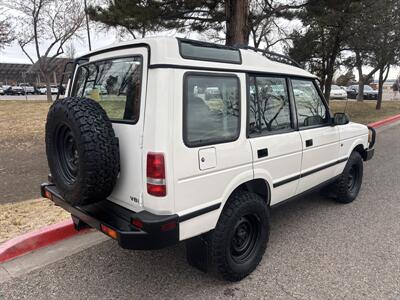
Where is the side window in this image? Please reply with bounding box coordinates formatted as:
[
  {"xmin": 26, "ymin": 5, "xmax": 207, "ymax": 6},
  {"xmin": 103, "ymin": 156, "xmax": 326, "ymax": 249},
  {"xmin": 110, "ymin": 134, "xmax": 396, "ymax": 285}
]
[
  {"xmin": 292, "ymin": 79, "xmax": 329, "ymax": 128},
  {"xmin": 72, "ymin": 56, "xmax": 142, "ymax": 123},
  {"xmin": 248, "ymin": 76, "xmax": 292, "ymax": 136},
  {"xmin": 184, "ymin": 74, "xmax": 240, "ymax": 147}
]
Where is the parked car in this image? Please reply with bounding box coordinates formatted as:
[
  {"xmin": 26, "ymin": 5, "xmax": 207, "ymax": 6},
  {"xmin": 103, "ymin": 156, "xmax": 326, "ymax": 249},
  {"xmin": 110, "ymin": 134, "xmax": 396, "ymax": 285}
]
[
  {"xmin": 329, "ymin": 84, "xmax": 347, "ymax": 99},
  {"xmin": 41, "ymin": 37, "xmax": 375, "ymax": 282},
  {"xmin": 37, "ymin": 86, "xmax": 46, "ymax": 94},
  {"xmin": 347, "ymin": 85, "xmax": 378, "ymax": 100},
  {"xmin": 19, "ymin": 83, "xmax": 35, "ymax": 94},
  {"xmin": 0, "ymin": 86, "xmax": 4, "ymax": 95},
  {"xmin": 50, "ymin": 85, "xmax": 59, "ymax": 94},
  {"xmin": 37, "ymin": 85, "xmax": 59, "ymax": 95},
  {"xmin": 204, "ymin": 86, "xmax": 223, "ymax": 101},
  {"xmin": 2, "ymin": 85, "xmax": 12, "ymax": 95},
  {"xmin": 11, "ymin": 85, "xmax": 25, "ymax": 95}
]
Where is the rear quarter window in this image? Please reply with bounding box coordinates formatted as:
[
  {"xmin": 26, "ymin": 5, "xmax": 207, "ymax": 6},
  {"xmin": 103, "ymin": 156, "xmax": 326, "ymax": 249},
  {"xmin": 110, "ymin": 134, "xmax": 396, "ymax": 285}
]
[{"xmin": 183, "ymin": 73, "xmax": 240, "ymax": 147}]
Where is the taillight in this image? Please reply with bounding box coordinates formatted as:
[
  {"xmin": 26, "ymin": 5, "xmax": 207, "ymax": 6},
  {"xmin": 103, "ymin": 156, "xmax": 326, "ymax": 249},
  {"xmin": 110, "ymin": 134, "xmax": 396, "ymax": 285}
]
[{"xmin": 146, "ymin": 152, "xmax": 166, "ymax": 197}]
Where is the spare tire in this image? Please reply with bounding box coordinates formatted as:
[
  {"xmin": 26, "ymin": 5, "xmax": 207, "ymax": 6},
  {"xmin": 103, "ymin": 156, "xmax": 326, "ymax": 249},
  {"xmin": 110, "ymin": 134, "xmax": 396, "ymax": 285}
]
[{"xmin": 45, "ymin": 97, "xmax": 120, "ymax": 205}]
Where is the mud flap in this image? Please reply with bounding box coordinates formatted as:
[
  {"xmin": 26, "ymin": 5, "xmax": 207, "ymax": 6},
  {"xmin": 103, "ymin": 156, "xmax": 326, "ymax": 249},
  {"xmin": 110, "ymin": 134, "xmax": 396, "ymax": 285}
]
[
  {"xmin": 186, "ymin": 231, "xmax": 213, "ymax": 273},
  {"xmin": 71, "ymin": 215, "xmax": 90, "ymax": 231}
]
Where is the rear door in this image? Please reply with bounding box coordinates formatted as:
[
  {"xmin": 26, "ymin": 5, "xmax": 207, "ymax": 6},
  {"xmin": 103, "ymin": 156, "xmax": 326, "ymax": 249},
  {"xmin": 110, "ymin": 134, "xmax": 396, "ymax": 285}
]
[
  {"xmin": 248, "ymin": 75, "xmax": 302, "ymax": 205},
  {"xmin": 291, "ymin": 78, "xmax": 340, "ymax": 194},
  {"xmin": 174, "ymin": 71, "xmax": 253, "ymax": 214},
  {"xmin": 71, "ymin": 47, "xmax": 148, "ymax": 211}
]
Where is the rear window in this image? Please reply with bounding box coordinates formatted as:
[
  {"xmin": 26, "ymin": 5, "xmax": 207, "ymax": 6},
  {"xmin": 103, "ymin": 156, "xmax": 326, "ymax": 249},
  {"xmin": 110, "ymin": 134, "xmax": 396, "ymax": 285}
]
[
  {"xmin": 72, "ymin": 56, "xmax": 142, "ymax": 123},
  {"xmin": 179, "ymin": 40, "xmax": 241, "ymax": 64}
]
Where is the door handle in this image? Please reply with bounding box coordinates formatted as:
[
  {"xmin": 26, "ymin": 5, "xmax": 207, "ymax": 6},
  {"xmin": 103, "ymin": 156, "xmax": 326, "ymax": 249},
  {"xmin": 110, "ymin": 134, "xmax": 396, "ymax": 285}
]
[
  {"xmin": 257, "ymin": 148, "xmax": 269, "ymax": 158},
  {"xmin": 305, "ymin": 139, "xmax": 313, "ymax": 147}
]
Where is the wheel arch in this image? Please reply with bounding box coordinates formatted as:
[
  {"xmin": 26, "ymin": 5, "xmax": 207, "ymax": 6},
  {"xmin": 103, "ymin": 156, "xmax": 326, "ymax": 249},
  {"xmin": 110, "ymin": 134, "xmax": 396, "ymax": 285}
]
[
  {"xmin": 221, "ymin": 178, "xmax": 272, "ymax": 213},
  {"xmin": 351, "ymin": 142, "xmax": 369, "ymax": 161}
]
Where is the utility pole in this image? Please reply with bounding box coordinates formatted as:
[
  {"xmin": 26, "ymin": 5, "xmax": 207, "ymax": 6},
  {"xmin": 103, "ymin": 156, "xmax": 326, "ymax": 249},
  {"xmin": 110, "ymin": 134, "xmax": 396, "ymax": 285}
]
[{"xmin": 84, "ymin": 0, "xmax": 92, "ymax": 51}]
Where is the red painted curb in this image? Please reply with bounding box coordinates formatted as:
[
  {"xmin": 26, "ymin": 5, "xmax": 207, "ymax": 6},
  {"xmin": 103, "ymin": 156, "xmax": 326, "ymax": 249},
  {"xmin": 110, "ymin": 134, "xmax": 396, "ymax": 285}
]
[
  {"xmin": 0, "ymin": 219, "xmax": 88, "ymax": 263},
  {"xmin": 368, "ymin": 114, "xmax": 400, "ymax": 128}
]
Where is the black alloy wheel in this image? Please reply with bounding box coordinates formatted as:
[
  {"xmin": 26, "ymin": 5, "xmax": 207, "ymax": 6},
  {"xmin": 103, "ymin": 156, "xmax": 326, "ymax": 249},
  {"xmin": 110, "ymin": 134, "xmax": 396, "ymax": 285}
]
[
  {"xmin": 230, "ymin": 215, "xmax": 261, "ymax": 264},
  {"xmin": 210, "ymin": 191, "xmax": 270, "ymax": 281},
  {"xmin": 55, "ymin": 124, "xmax": 79, "ymax": 184}
]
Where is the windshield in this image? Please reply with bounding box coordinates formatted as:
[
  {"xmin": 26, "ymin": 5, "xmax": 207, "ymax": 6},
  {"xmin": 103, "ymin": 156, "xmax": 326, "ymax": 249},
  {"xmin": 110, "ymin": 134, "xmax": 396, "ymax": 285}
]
[
  {"xmin": 72, "ymin": 56, "xmax": 142, "ymax": 123},
  {"xmin": 331, "ymin": 85, "xmax": 341, "ymax": 90},
  {"xmin": 364, "ymin": 85, "xmax": 373, "ymax": 91}
]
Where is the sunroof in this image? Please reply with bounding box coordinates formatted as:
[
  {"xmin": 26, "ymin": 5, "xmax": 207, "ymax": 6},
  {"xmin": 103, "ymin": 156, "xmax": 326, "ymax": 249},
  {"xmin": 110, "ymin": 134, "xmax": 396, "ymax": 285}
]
[{"xmin": 179, "ymin": 40, "xmax": 242, "ymax": 64}]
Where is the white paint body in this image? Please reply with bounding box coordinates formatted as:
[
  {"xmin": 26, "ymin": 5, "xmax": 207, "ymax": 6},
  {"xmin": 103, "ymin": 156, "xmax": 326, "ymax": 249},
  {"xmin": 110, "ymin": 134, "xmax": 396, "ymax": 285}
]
[{"xmin": 70, "ymin": 37, "xmax": 371, "ymax": 242}]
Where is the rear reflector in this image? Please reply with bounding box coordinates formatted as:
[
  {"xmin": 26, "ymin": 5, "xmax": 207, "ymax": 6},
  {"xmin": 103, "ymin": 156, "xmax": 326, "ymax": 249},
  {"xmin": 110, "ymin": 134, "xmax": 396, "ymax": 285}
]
[
  {"xmin": 44, "ymin": 190, "xmax": 52, "ymax": 200},
  {"xmin": 161, "ymin": 221, "xmax": 177, "ymax": 232},
  {"xmin": 100, "ymin": 224, "xmax": 118, "ymax": 239},
  {"xmin": 131, "ymin": 219, "xmax": 143, "ymax": 229},
  {"xmin": 147, "ymin": 152, "xmax": 166, "ymax": 197}
]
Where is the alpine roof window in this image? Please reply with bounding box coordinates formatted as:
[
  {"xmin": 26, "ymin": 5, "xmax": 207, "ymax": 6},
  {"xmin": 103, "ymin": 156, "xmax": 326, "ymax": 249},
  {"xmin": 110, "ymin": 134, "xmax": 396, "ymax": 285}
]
[{"xmin": 179, "ymin": 40, "xmax": 241, "ymax": 64}]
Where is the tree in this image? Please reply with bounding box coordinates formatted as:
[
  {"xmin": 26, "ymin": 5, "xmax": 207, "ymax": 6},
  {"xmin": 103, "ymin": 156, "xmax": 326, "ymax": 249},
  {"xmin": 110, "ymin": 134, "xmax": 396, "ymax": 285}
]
[
  {"xmin": 0, "ymin": 8, "xmax": 14, "ymax": 48},
  {"xmin": 65, "ymin": 42, "xmax": 77, "ymax": 59},
  {"xmin": 88, "ymin": 0, "xmax": 306, "ymax": 46},
  {"xmin": 344, "ymin": 0, "xmax": 381, "ymax": 101},
  {"xmin": 287, "ymin": 0, "xmax": 362, "ymax": 102},
  {"xmin": 87, "ymin": 0, "xmax": 226, "ymax": 40},
  {"xmin": 367, "ymin": 0, "xmax": 400, "ymax": 109},
  {"xmin": 12, "ymin": 0, "xmax": 85, "ymax": 101},
  {"xmin": 248, "ymin": 0, "xmax": 303, "ymax": 49},
  {"xmin": 336, "ymin": 70, "xmax": 356, "ymax": 86},
  {"xmin": 225, "ymin": 0, "xmax": 249, "ymax": 45},
  {"xmin": 87, "ymin": 0, "xmax": 166, "ymax": 38}
]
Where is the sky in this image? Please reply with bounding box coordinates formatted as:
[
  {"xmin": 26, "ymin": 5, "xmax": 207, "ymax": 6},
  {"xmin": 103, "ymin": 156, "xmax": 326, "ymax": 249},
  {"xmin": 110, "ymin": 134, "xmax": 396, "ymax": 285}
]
[{"xmin": 0, "ymin": 6, "xmax": 399, "ymax": 81}]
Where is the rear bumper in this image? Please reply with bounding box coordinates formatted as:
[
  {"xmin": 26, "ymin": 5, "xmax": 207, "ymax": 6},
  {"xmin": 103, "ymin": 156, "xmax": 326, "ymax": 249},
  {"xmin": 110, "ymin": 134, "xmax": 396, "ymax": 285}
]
[{"xmin": 41, "ymin": 183, "xmax": 179, "ymax": 250}]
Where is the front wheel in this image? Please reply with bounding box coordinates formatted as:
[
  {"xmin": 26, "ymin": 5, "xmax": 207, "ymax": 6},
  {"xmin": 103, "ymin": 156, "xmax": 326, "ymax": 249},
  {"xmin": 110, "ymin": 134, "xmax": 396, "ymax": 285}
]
[
  {"xmin": 210, "ymin": 192, "xmax": 269, "ymax": 281},
  {"xmin": 333, "ymin": 151, "xmax": 363, "ymax": 203}
]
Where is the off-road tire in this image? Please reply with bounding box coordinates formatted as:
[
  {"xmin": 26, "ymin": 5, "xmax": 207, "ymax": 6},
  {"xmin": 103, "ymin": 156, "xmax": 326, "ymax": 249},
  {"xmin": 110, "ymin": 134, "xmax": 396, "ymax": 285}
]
[
  {"xmin": 45, "ymin": 97, "xmax": 119, "ymax": 205},
  {"xmin": 333, "ymin": 151, "xmax": 363, "ymax": 203},
  {"xmin": 210, "ymin": 191, "xmax": 269, "ymax": 282}
]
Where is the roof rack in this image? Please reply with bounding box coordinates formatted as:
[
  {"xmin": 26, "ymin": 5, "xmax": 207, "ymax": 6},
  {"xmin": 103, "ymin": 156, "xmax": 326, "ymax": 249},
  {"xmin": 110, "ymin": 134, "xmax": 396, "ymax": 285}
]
[{"xmin": 240, "ymin": 46, "xmax": 302, "ymax": 69}]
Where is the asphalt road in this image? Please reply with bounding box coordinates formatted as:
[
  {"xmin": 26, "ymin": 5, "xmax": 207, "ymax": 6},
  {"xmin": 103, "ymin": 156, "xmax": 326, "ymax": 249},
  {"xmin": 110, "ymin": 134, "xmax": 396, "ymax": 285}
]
[{"xmin": 1, "ymin": 123, "xmax": 400, "ymax": 300}]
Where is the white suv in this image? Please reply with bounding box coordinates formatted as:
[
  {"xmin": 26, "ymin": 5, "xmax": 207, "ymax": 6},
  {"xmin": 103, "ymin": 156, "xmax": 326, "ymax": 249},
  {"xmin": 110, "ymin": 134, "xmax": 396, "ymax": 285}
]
[{"xmin": 41, "ymin": 37, "xmax": 375, "ymax": 281}]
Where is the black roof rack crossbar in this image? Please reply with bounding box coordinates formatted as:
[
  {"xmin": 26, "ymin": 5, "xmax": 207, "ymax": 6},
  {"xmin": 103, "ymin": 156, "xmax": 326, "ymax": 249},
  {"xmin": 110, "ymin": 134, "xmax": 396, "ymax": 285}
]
[{"xmin": 240, "ymin": 46, "xmax": 302, "ymax": 68}]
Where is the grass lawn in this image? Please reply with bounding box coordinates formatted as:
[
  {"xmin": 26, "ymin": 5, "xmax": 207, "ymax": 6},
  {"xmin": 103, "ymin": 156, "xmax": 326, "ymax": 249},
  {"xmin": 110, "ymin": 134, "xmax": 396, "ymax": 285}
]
[
  {"xmin": 0, "ymin": 101, "xmax": 51, "ymax": 141},
  {"xmin": 0, "ymin": 198, "xmax": 69, "ymax": 244},
  {"xmin": 329, "ymin": 100, "xmax": 400, "ymax": 125}
]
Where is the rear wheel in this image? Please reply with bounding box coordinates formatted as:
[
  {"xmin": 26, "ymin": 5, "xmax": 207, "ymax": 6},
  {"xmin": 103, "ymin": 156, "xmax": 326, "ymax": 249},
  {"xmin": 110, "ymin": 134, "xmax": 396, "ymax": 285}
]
[
  {"xmin": 210, "ymin": 192, "xmax": 269, "ymax": 281},
  {"xmin": 333, "ymin": 151, "xmax": 363, "ymax": 203}
]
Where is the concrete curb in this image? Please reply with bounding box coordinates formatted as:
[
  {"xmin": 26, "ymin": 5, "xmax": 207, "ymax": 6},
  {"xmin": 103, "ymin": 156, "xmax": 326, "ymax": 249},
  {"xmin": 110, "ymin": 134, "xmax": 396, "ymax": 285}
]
[
  {"xmin": 0, "ymin": 113, "xmax": 399, "ymax": 264},
  {"xmin": 0, "ymin": 219, "xmax": 89, "ymax": 263},
  {"xmin": 369, "ymin": 114, "xmax": 400, "ymax": 128}
]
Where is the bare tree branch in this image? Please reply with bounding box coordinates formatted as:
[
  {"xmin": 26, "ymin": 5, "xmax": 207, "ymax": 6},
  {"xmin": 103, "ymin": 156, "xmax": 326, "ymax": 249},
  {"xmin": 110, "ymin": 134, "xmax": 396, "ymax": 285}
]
[{"xmin": 11, "ymin": 0, "xmax": 85, "ymax": 101}]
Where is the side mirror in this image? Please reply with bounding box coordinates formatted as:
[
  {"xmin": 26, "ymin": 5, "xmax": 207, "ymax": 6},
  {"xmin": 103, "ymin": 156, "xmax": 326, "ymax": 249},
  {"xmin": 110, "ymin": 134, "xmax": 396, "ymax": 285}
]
[{"xmin": 333, "ymin": 112, "xmax": 350, "ymax": 125}]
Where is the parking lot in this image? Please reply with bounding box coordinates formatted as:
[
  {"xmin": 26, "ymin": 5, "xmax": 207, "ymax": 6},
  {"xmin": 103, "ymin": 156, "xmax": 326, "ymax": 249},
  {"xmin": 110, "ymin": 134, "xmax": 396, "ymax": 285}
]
[
  {"xmin": 0, "ymin": 95, "xmax": 61, "ymax": 101},
  {"xmin": 1, "ymin": 122, "xmax": 399, "ymax": 299}
]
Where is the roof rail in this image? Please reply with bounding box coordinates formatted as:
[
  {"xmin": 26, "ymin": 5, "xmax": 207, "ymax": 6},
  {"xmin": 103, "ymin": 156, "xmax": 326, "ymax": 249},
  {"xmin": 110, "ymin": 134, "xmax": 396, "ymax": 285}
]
[{"xmin": 240, "ymin": 46, "xmax": 302, "ymax": 68}]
